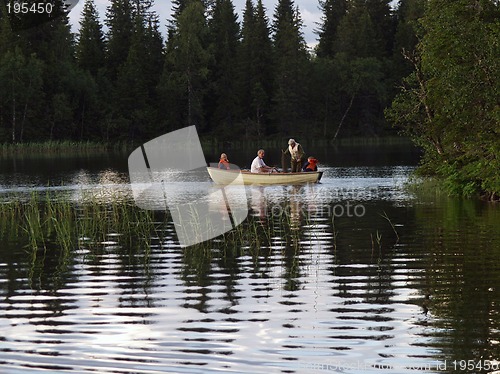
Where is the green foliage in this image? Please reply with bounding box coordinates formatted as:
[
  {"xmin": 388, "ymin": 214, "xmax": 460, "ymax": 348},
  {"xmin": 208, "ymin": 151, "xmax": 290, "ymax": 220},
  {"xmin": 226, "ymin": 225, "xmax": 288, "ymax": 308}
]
[{"xmin": 387, "ymin": 0, "xmax": 500, "ymax": 199}]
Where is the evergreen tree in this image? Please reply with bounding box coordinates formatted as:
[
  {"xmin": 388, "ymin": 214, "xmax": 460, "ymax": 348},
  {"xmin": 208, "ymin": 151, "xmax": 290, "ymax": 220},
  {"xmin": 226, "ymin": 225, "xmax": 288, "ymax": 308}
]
[
  {"xmin": 207, "ymin": 0, "xmax": 240, "ymax": 134},
  {"xmin": 251, "ymin": 0, "xmax": 274, "ymax": 134},
  {"xmin": 365, "ymin": 0, "xmax": 394, "ymax": 57},
  {"xmin": 22, "ymin": 6, "xmax": 83, "ymax": 140},
  {"xmin": 309, "ymin": 55, "xmax": 339, "ymax": 137},
  {"xmin": 115, "ymin": 11, "xmax": 164, "ymax": 140},
  {"xmin": 237, "ymin": 0, "xmax": 256, "ymax": 123},
  {"xmin": 392, "ymin": 0, "xmax": 424, "ymax": 78},
  {"xmin": 169, "ymin": 0, "xmax": 213, "ymax": 31},
  {"xmin": 159, "ymin": 0, "xmax": 211, "ymax": 131},
  {"xmin": 237, "ymin": 0, "xmax": 273, "ymax": 136},
  {"xmin": 331, "ymin": 0, "xmax": 388, "ymax": 136},
  {"xmin": 272, "ymin": 0, "xmax": 309, "ymax": 135},
  {"xmin": 0, "ymin": 47, "xmax": 44, "ymax": 142},
  {"xmin": 105, "ymin": 0, "xmax": 134, "ymax": 79},
  {"xmin": 0, "ymin": 0, "xmax": 91, "ymax": 142},
  {"xmin": 335, "ymin": 0, "xmax": 380, "ymax": 58},
  {"xmin": 76, "ymin": 0, "xmax": 105, "ymax": 76},
  {"xmin": 315, "ymin": 0, "xmax": 347, "ymax": 58}
]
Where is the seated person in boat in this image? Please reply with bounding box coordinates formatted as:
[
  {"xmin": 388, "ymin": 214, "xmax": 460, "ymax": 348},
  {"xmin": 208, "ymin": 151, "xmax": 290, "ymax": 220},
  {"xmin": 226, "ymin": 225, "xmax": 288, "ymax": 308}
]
[
  {"xmin": 302, "ymin": 156, "xmax": 318, "ymax": 172},
  {"xmin": 283, "ymin": 139, "xmax": 305, "ymax": 173},
  {"xmin": 218, "ymin": 153, "xmax": 230, "ymax": 170},
  {"xmin": 251, "ymin": 149, "xmax": 274, "ymax": 173}
]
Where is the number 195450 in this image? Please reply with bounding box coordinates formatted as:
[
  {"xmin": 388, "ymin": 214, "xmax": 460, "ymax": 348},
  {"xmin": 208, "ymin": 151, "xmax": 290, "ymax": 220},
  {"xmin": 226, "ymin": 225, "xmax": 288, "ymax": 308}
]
[
  {"xmin": 452, "ymin": 360, "xmax": 499, "ymax": 371},
  {"xmin": 7, "ymin": 2, "xmax": 54, "ymax": 14}
]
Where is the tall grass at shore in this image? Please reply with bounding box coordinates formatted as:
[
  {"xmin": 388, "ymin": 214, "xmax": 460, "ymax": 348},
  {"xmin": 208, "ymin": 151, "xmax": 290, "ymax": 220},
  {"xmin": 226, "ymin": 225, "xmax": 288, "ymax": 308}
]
[
  {"xmin": 0, "ymin": 193, "xmax": 159, "ymax": 252},
  {"xmin": 403, "ymin": 176, "xmax": 449, "ymax": 200},
  {"xmin": 0, "ymin": 191, "xmax": 322, "ymax": 258}
]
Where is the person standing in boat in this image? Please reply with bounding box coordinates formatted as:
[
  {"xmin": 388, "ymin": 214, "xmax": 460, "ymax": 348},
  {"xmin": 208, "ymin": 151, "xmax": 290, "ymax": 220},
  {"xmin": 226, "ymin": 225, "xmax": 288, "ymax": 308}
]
[
  {"xmin": 218, "ymin": 153, "xmax": 230, "ymax": 170},
  {"xmin": 251, "ymin": 149, "xmax": 274, "ymax": 173},
  {"xmin": 284, "ymin": 139, "xmax": 305, "ymax": 173}
]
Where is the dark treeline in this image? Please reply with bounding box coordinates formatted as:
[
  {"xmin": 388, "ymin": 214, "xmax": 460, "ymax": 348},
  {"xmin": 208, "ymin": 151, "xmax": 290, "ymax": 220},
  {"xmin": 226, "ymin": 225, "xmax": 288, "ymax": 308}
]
[{"xmin": 0, "ymin": 0, "xmax": 420, "ymax": 143}]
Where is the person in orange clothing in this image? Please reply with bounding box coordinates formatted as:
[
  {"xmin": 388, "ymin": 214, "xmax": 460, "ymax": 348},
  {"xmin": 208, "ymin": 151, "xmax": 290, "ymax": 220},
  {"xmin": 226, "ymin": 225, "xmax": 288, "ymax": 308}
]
[
  {"xmin": 218, "ymin": 153, "xmax": 231, "ymax": 170},
  {"xmin": 302, "ymin": 156, "xmax": 318, "ymax": 172}
]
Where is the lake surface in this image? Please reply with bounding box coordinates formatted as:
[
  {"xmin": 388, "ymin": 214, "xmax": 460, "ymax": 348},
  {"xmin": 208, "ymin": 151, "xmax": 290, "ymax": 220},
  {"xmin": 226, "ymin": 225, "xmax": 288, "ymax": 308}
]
[{"xmin": 0, "ymin": 143, "xmax": 499, "ymax": 373}]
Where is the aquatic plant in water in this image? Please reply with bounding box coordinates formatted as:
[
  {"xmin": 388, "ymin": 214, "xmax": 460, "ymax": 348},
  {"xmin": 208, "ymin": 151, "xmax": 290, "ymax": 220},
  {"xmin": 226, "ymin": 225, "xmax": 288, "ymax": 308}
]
[{"xmin": 0, "ymin": 190, "xmax": 328, "ymax": 262}]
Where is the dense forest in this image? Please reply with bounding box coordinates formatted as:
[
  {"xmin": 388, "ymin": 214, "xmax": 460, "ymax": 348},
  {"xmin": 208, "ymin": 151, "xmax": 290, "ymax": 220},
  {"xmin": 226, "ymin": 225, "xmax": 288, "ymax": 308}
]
[
  {"xmin": 0, "ymin": 0, "xmax": 498, "ymax": 198},
  {"xmin": 0, "ymin": 0, "xmax": 420, "ymax": 142},
  {"xmin": 386, "ymin": 0, "xmax": 499, "ymax": 199}
]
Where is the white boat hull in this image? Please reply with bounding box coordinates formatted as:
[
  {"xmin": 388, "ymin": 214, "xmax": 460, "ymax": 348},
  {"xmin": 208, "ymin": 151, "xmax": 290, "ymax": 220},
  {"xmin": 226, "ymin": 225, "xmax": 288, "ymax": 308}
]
[{"xmin": 207, "ymin": 167, "xmax": 322, "ymax": 185}]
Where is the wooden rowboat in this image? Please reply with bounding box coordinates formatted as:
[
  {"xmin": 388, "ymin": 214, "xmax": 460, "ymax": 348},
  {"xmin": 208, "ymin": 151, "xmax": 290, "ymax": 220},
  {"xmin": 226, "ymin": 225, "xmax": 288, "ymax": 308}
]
[{"xmin": 207, "ymin": 167, "xmax": 322, "ymax": 185}]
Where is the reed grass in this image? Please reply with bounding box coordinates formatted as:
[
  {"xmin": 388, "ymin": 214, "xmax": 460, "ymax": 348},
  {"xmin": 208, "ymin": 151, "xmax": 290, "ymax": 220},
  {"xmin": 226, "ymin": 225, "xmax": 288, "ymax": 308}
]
[
  {"xmin": 0, "ymin": 190, "xmax": 324, "ymax": 259},
  {"xmin": 0, "ymin": 192, "xmax": 158, "ymax": 253},
  {"xmin": 403, "ymin": 176, "xmax": 448, "ymax": 200}
]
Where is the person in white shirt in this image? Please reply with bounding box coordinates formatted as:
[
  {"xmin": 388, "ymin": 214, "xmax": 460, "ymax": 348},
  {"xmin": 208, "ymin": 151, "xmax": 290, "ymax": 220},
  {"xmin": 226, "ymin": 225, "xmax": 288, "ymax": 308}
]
[{"xmin": 251, "ymin": 149, "xmax": 274, "ymax": 173}]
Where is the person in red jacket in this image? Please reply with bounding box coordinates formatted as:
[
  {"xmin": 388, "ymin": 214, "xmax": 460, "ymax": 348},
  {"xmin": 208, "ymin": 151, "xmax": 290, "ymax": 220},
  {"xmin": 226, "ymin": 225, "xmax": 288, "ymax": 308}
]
[
  {"xmin": 302, "ymin": 156, "xmax": 318, "ymax": 172},
  {"xmin": 218, "ymin": 153, "xmax": 230, "ymax": 170}
]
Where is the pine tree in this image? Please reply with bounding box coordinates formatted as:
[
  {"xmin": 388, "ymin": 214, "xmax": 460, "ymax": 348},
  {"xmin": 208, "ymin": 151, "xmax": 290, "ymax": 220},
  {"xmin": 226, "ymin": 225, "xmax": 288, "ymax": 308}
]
[
  {"xmin": 105, "ymin": 0, "xmax": 134, "ymax": 79},
  {"xmin": 328, "ymin": 0, "xmax": 389, "ymax": 137},
  {"xmin": 335, "ymin": 0, "xmax": 380, "ymax": 58},
  {"xmin": 169, "ymin": 0, "xmax": 212, "ymax": 31},
  {"xmin": 159, "ymin": 0, "xmax": 211, "ymax": 131},
  {"xmin": 392, "ymin": 0, "xmax": 424, "ymax": 78},
  {"xmin": 251, "ymin": 0, "xmax": 274, "ymax": 134},
  {"xmin": 272, "ymin": 0, "xmax": 309, "ymax": 134},
  {"xmin": 365, "ymin": 0, "xmax": 394, "ymax": 57},
  {"xmin": 114, "ymin": 8, "xmax": 164, "ymax": 140},
  {"xmin": 207, "ymin": 0, "xmax": 240, "ymax": 133},
  {"xmin": 315, "ymin": 0, "xmax": 347, "ymax": 58},
  {"xmin": 238, "ymin": 0, "xmax": 255, "ymax": 121},
  {"xmin": 0, "ymin": 0, "xmax": 92, "ymax": 142},
  {"xmin": 238, "ymin": 0, "xmax": 274, "ymax": 136},
  {"xmin": 76, "ymin": 0, "xmax": 105, "ymax": 76},
  {"xmin": 0, "ymin": 47, "xmax": 43, "ymax": 142}
]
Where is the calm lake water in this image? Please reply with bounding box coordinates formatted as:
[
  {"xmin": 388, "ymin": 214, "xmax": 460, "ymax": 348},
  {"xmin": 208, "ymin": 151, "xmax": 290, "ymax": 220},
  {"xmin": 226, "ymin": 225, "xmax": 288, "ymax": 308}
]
[{"xmin": 0, "ymin": 143, "xmax": 499, "ymax": 374}]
